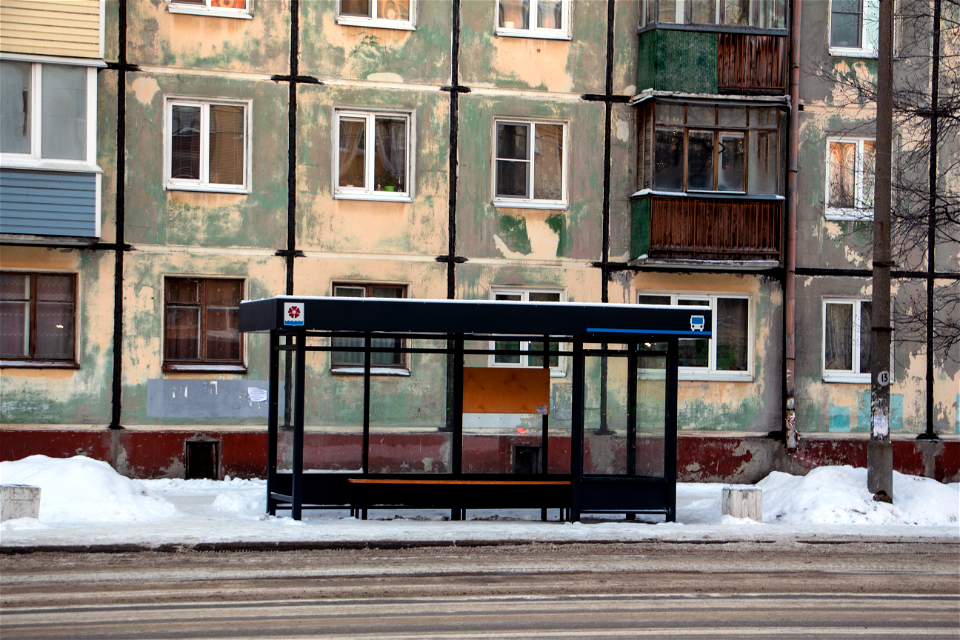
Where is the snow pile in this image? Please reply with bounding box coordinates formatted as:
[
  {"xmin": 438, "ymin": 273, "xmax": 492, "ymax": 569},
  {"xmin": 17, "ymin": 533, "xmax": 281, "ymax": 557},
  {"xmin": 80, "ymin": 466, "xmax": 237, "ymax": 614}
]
[
  {"xmin": 758, "ymin": 466, "xmax": 959, "ymax": 526},
  {"xmin": 212, "ymin": 488, "xmax": 265, "ymax": 513},
  {"xmin": 0, "ymin": 455, "xmax": 177, "ymax": 524}
]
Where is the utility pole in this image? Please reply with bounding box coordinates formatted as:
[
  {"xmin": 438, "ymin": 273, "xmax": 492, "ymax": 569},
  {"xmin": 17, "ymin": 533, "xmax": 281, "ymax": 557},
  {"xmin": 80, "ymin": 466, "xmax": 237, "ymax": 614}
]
[{"xmin": 868, "ymin": 0, "xmax": 895, "ymax": 501}]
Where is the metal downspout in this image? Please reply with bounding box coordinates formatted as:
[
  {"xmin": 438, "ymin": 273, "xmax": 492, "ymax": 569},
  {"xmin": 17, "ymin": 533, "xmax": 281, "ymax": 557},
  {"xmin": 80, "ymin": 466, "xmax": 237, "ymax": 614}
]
[{"xmin": 785, "ymin": 0, "xmax": 802, "ymax": 449}]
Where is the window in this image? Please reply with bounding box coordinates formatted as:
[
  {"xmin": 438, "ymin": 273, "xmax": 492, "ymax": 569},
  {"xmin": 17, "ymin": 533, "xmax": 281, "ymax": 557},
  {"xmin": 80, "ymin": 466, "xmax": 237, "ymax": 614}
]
[
  {"xmin": 164, "ymin": 278, "xmax": 244, "ymax": 372},
  {"xmin": 637, "ymin": 102, "xmax": 780, "ymax": 195},
  {"xmin": 640, "ymin": 0, "xmax": 786, "ymax": 29},
  {"xmin": 830, "ymin": 0, "xmax": 879, "ymax": 56},
  {"xmin": 165, "ymin": 99, "xmax": 249, "ymax": 193},
  {"xmin": 638, "ymin": 293, "xmax": 751, "ymax": 379},
  {"xmin": 0, "ymin": 61, "xmax": 97, "ymax": 167},
  {"xmin": 823, "ymin": 299, "xmax": 873, "ymax": 382},
  {"xmin": 334, "ymin": 110, "xmax": 411, "ymax": 201},
  {"xmin": 0, "ymin": 273, "xmax": 76, "ymax": 366},
  {"xmin": 337, "ymin": 0, "xmax": 415, "ymax": 29},
  {"xmin": 497, "ymin": 0, "xmax": 571, "ymax": 38},
  {"xmin": 826, "ymin": 137, "xmax": 875, "ymax": 220},
  {"xmin": 331, "ymin": 284, "xmax": 407, "ymax": 373},
  {"xmin": 494, "ymin": 120, "xmax": 566, "ymax": 208},
  {"xmin": 168, "ymin": 0, "xmax": 252, "ymax": 19},
  {"xmin": 491, "ymin": 289, "xmax": 563, "ymax": 370}
]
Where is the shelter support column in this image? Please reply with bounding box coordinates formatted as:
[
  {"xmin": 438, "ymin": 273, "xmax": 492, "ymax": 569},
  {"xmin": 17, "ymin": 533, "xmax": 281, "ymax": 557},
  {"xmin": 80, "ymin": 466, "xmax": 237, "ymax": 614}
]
[{"xmin": 571, "ymin": 339, "xmax": 584, "ymax": 522}]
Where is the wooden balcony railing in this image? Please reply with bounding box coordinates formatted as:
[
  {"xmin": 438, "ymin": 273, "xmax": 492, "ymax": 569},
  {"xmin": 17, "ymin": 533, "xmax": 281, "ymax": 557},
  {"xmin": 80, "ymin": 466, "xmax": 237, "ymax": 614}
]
[
  {"xmin": 649, "ymin": 196, "xmax": 781, "ymax": 262},
  {"xmin": 718, "ymin": 33, "xmax": 787, "ymax": 94}
]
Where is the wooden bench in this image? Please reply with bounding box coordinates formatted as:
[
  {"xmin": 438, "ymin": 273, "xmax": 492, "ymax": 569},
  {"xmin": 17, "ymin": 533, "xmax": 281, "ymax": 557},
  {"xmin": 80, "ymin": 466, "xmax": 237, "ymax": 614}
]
[{"xmin": 347, "ymin": 479, "xmax": 570, "ymax": 486}]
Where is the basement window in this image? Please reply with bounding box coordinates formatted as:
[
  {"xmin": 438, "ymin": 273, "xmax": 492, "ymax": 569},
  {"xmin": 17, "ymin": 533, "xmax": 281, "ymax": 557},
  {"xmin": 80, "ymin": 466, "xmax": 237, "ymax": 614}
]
[
  {"xmin": 168, "ymin": 0, "xmax": 253, "ymax": 19},
  {"xmin": 337, "ymin": 0, "xmax": 416, "ymax": 30}
]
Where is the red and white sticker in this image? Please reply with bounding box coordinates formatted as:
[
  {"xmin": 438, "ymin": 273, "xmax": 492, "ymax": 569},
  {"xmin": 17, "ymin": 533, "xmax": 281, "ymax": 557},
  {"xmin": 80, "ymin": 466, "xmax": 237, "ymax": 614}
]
[{"xmin": 284, "ymin": 302, "xmax": 304, "ymax": 326}]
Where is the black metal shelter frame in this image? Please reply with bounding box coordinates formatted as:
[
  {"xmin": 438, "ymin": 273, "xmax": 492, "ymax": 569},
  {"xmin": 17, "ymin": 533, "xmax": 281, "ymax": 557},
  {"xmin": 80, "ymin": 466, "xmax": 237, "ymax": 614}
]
[{"xmin": 239, "ymin": 297, "xmax": 713, "ymax": 522}]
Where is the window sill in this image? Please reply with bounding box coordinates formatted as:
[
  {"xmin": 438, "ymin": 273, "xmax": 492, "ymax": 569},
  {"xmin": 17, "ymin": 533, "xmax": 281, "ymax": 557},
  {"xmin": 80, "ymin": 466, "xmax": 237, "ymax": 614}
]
[
  {"xmin": 495, "ymin": 28, "xmax": 571, "ymax": 41},
  {"xmin": 0, "ymin": 158, "xmax": 103, "ymax": 174},
  {"xmin": 493, "ymin": 200, "xmax": 567, "ymax": 211},
  {"xmin": 631, "ymin": 189, "xmax": 784, "ymax": 201},
  {"xmin": 334, "ymin": 192, "xmax": 413, "ymax": 203},
  {"xmin": 165, "ymin": 184, "xmax": 250, "ymax": 195},
  {"xmin": 825, "ymin": 208, "xmax": 873, "ymax": 222},
  {"xmin": 163, "ymin": 363, "xmax": 248, "ymax": 373},
  {"xmin": 167, "ymin": 4, "xmax": 253, "ymax": 19},
  {"xmin": 0, "ymin": 360, "xmax": 78, "ymax": 369},
  {"xmin": 823, "ymin": 373, "xmax": 871, "ymax": 384},
  {"xmin": 336, "ymin": 16, "xmax": 415, "ymax": 30},
  {"xmin": 331, "ymin": 366, "xmax": 411, "ymax": 376},
  {"xmin": 829, "ymin": 48, "xmax": 877, "ymax": 59},
  {"xmin": 678, "ymin": 370, "xmax": 754, "ymax": 382}
]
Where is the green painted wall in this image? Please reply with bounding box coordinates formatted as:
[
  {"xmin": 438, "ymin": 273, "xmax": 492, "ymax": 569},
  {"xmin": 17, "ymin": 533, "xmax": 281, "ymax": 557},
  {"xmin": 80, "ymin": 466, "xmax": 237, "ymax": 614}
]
[
  {"xmin": 631, "ymin": 197, "xmax": 651, "ymax": 260},
  {"xmin": 637, "ymin": 30, "xmax": 718, "ymax": 94}
]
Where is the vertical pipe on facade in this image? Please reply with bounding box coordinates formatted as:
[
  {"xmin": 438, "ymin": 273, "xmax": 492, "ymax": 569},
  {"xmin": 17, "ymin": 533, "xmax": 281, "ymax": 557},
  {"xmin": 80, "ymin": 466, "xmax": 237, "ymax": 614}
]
[
  {"xmin": 286, "ymin": 0, "xmax": 300, "ymax": 296},
  {"xmin": 923, "ymin": 0, "xmax": 940, "ymax": 439},
  {"xmin": 784, "ymin": 0, "xmax": 801, "ymax": 445},
  {"xmin": 600, "ymin": 0, "xmax": 616, "ymax": 304},
  {"xmin": 109, "ymin": 0, "xmax": 128, "ymax": 430},
  {"xmin": 447, "ymin": 0, "xmax": 462, "ymax": 299}
]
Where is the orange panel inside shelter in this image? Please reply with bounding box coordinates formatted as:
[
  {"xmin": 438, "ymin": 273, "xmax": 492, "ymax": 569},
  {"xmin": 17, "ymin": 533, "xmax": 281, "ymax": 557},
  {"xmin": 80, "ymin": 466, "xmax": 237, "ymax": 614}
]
[{"xmin": 462, "ymin": 367, "xmax": 550, "ymax": 414}]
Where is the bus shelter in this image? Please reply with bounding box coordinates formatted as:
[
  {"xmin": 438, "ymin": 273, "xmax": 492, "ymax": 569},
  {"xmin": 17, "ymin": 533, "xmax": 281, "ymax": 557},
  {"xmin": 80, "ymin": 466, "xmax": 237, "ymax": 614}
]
[{"xmin": 239, "ymin": 296, "xmax": 712, "ymax": 522}]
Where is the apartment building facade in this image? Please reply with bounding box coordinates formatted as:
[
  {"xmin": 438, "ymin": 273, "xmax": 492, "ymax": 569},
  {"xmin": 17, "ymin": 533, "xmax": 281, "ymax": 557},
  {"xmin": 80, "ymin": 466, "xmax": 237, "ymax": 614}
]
[{"xmin": 1, "ymin": 0, "xmax": 956, "ymax": 483}]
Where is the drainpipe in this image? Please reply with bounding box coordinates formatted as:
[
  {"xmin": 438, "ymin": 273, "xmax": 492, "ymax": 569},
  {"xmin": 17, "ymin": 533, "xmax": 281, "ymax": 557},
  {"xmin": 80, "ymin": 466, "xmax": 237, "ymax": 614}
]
[{"xmin": 785, "ymin": 0, "xmax": 802, "ymax": 449}]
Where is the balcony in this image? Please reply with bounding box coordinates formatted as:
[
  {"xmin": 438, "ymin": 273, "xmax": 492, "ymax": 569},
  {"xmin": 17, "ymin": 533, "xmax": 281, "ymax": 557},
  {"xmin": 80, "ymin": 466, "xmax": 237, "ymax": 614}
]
[{"xmin": 631, "ymin": 195, "xmax": 781, "ymax": 264}]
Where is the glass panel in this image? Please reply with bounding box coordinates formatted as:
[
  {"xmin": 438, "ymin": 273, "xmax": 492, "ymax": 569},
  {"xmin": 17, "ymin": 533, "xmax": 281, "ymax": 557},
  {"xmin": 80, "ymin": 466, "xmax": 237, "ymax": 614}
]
[
  {"xmin": 0, "ymin": 274, "xmax": 29, "ymax": 357},
  {"xmin": 636, "ymin": 350, "xmax": 666, "ymax": 478},
  {"xmin": 687, "ymin": 106, "xmax": 715, "ymax": 126},
  {"xmin": 499, "ymin": 0, "xmax": 530, "ymax": 28},
  {"xmin": 658, "ymin": 0, "xmax": 683, "ymax": 23},
  {"xmin": 829, "ymin": 141, "xmax": 857, "ymax": 208},
  {"xmin": 825, "ymin": 303, "xmax": 854, "ymax": 371},
  {"xmin": 687, "ymin": 130, "xmax": 715, "ymax": 191},
  {"xmin": 369, "ymin": 350, "xmax": 450, "ymax": 473},
  {"xmin": 496, "ymin": 124, "xmax": 529, "ymax": 198},
  {"xmin": 859, "ymin": 301, "xmax": 873, "ymax": 373},
  {"xmin": 171, "ymin": 106, "xmax": 201, "ymax": 180},
  {"xmin": 716, "ymin": 298, "xmax": 748, "ymax": 371},
  {"xmin": 0, "ymin": 61, "xmax": 31, "ymax": 154},
  {"xmin": 654, "ymin": 127, "xmax": 683, "ymax": 191},
  {"xmin": 748, "ymin": 130, "xmax": 778, "ymax": 195},
  {"xmin": 757, "ymin": 0, "xmax": 786, "ymax": 28},
  {"xmin": 718, "ymin": 131, "xmax": 745, "ymax": 192},
  {"xmin": 377, "ymin": 0, "xmax": 409, "ymax": 20},
  {"xmin": 206, "ymin": 307, "xmax": 240, "ymax": 361},
  {"xmin": 831, "ymin": 0, "xmax": 862, "ymax": 48},
  {"xmin": 35, "ymin": 302, "xmax": 73, "ymax": 359},
  {"xmin": 548, "ymin": 375, "xmax": 572, "ymax": 474},
  {"xmin": 656, "ymin": 104, "xmax": 684, "ymax": 124},
  {"xmin": 719, "ymin": 108, "xmax": 746, "ymax": 127},
  {"xmin": 678, "ymin": 299, "xmax": 709, "ymax": 367},
  {"xmin": 537, "ymin": 0, "xmax": 563, "ymax": 28},
  {"xmin": 528, "ymin": 341, "xmax": 559, "ymax": 367},
  {"xmin": 167, "ymin": 279, "xmax": 199, "ymax": 303},
  {"xmin": 340, "ymin": 0, "xmax": 371, "ymax": 17},
  {"xmin": 863, "ymin": 0, "xmax": 879, "ymax": 51},
  {"xmin": 497, "ymin": 160, "xmax": 528, "ymax": 197},
  {"xmin": 205, "ymin": 279, "xmax": 241, "ymax": 306},
  {"xmin": 690, "ymin": 0, "xmax": 718, "ymax": 23},
  {"xmin": 638, "ymin": 295, "xmax": 671, "ymax": 305},
  {"xmin": 338, "ymin": 117, "xmax": 366, "ymax": 189},
  {"xmin": 0, "ymin": 273, "xmax": 29, "ymax": 300},
  {"xmin": 724, "ymin": 0, "xmax": 751, "ymax": 24},
  {"xmin": 533, "ymin": 124, "xmax": 563, "ymax": 201},
  {"xmin": 276, "ymin": 343, "xmax": 295, "ymax": 472},
  {"xmin": 304, "ymin": 350, "xmax": 364, "ymax": 472},
  {"xmin": 374, "ymin": 116, "xmax": 407, "ymax": 193},
  {"xmin": 752, "ymin": 107, "xmax": 777, "ymax": 128},
  {"xmin": 41, "ymin": 65, "xmax": 86, "ymax": 161},
  {"xmin": 37, "ymin": 275, "xmax": 73, "ymax": 302},
  {"xmin": 211, "ymin": 0, "xmax": 247, "ymax": 7},
  {"xmin": 497, "ymin": 123, "xmax": 529, "ymax": 160},
  {"xmin": 371, "ymin": 286, "xmax": 403, "ymax": 299},
  {"xmin": 583, "ymin": 355, "xmax": 628, "ymax": 475},
  {"xmin": 494, "ymin": 340, "xmax": 522, "ymax": 364},
  {"xmin": 209, "ymin": 105, "xmax": 244, "ymax": 185},
  {"xmin": 529, "ymin": 292, "xmax": 561, "ymax": 303},
  {"xmin": 638, "ymin": 340, "xmax": 668, "ymax": 370},
  {"xmin": 644, "ymin": 0, "xmax": 655, "ymax": 25},
  {"xmin": 165, "ymin": 307, "xmax": 200, "ymax": 360},
  {"xmin": 862, "ymin": 140, "xmax": 876, "ymax": 209}
]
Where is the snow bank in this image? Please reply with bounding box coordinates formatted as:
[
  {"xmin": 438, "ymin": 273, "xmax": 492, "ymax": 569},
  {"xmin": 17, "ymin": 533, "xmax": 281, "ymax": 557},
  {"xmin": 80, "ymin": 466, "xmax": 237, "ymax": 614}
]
[
  {"xmin": 759, "ymin": 466, "xmax": 959, "ymax": 526},
  {"xmin": 0, "ymin": 455, "xmax": 177, "ymax": 524}
]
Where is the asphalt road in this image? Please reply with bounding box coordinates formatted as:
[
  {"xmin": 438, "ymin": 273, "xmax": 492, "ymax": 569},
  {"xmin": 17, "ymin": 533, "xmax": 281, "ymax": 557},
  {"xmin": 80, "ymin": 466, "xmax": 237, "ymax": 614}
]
[{"xmin": 2, "ymin": 539, "xmax": 958, "ymax": 639}]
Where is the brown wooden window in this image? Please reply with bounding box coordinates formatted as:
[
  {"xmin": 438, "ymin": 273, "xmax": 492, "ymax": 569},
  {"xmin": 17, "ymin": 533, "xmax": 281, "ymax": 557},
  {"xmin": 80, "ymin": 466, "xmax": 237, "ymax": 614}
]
[
  {"xmin": 0, "ymin": 272, "xmax": 76, "ymax": 366},
  {"xmin": 331, "ymin": 284, "xmax": 406, "ymax": 371},
  {"xmin": 164, "ymin": 278, "xmax": 244, "ymax": 371}
]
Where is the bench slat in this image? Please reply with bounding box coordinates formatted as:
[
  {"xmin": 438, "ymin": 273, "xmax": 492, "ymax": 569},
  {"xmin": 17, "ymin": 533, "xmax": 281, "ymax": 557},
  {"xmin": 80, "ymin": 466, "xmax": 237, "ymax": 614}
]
[{"xmin": 347, "ymin": 479, "xmax": 570, "ymax": 486}]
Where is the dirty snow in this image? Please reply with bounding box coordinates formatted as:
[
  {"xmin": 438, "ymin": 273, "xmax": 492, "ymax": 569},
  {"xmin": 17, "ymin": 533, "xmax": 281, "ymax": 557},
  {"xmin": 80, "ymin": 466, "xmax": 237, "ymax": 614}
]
[{"xmin": 1, "ymin": 455, "xmax": 957, "ymax": 548}]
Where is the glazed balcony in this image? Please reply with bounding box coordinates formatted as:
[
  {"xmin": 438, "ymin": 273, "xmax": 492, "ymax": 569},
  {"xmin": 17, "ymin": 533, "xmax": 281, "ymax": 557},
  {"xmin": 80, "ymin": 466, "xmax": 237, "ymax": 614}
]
[{"xmin": 631, "ymin": 195, "xmax": 782, "ymax": 265}]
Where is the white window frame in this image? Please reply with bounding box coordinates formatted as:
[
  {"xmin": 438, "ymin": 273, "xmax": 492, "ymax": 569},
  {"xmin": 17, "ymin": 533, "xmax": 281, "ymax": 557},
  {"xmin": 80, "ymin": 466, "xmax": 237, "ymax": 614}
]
[
  {"xmin": 330, "ymin": 282, "xmax": 411, "ymax": 376},
  {"xmin": 0, "ymin": 63, "xmax": 99, "ymax": 173},
  {"xmin": 637, "ymin": 293, "xmax": 753, "ymax": 381},
  {"xmin": 492, "ymin": 119, "xmax": 568, "ymax": 210},
  {"xmin": 333, "ymin": 109, "xmax": 414, "ymax": 202},
  {"xmin": 164, "ymin": 98, "xmax": 251, "ymax": 194},
  {"xmin": 825, "ymin": 136, "xmax": 875, "ymax": 221},
  {"xmin": 828, "ymin": 0, "xmax": 879, "ymax": 58},
  {"xmin": 822, "ymin": 297, "xmax": 881, "ymax": 383},
  {"xmin": 336, "ymin": 0, "xmax": 416, "ymax": 30},
  {"xmin": 489, "ymin": 287, "xmax": 567, "ymax": 377},
  {"xmin": 167, "ymin": 0, "xmax": 253, "ymax": 20},
  {"xmin": 496, "ymin": 0, "xmax": 572, "ymax": 40}
]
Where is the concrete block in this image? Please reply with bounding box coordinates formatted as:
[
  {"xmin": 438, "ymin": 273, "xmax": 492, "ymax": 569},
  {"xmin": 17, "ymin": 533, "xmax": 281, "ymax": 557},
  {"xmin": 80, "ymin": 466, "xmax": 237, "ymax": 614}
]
[
  {"xmin": 1, "ymin": 484, "xmax": 41, "ymax": 522},
  {"xmin": 722, "ymin": 487, "xmax": 762, "ymax": 521}
]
